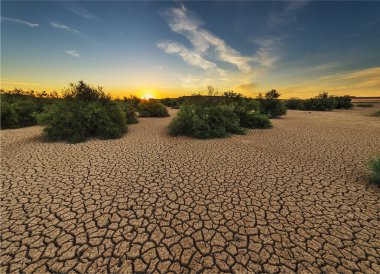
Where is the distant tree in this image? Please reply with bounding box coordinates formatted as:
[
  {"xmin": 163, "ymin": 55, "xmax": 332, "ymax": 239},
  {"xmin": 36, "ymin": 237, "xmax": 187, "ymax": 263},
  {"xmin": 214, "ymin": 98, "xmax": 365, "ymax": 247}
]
[
  {"xmin": 257, "ymin": 89, "xmax": 287, "ymax": 118},
  {"xmin": 285, "ymin": 97, "xmax": 304, "ymax": 110}
]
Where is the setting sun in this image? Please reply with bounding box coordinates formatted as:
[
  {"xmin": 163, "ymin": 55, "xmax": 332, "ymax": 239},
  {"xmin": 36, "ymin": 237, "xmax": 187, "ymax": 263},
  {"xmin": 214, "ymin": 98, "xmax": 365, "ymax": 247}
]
[{"xmin": 141, "ymin": 94, "xmax": 155, "ymax": 100}]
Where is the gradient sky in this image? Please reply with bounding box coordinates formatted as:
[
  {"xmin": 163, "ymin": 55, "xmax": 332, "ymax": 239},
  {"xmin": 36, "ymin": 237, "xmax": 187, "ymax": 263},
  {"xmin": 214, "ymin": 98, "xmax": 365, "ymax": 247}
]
[{"xmin": 1, "ymin": 1, "xmax": 380, "ymax": 98}]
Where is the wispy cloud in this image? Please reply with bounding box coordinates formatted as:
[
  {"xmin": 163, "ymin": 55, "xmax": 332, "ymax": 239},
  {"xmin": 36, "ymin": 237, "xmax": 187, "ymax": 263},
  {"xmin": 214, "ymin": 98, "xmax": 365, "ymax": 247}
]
[
  {"xmin": 157, "ymin": 41, "xmax": 216, "ymax": 70},
  {"xmin": 1, "ymin": 17, "xmax": 38, "ymax": 27},
  {"xmin": 65, "ymin": 50, "xmax": 80, "ymax": 58},
  {"xmin": 65, "ymin": 4, "xmax": 95, "ymax": 20},
  {"xmin": 282, "ymin": 67, "xmax": 380, "ymax": 97},
  {"xmin": 267, "ymin": 1, "xmax": 310, "ymax": 29},
  {"xmin": 50, "ymin": 22, "xmax": 80, "ymax": 33},
  {"xmin": 158, "ymin": 5, "xmax": 258, "ymax": 72},
  {"xmin": 0, "ymin": 79, "xmax": 40, "ymax": 86},
  {"xmin": 235, "ymin": 82, "xmax": 257, "ymax": 92}
]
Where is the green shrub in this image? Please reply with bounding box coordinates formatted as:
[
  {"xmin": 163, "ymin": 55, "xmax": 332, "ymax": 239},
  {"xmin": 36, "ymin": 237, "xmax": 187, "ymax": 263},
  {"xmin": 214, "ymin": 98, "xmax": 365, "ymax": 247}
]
[
  {"xmin": 285, "ymin": 97, "xmax": 304, "ymax": 110},
  {"xmin": 0, "ymin": 99, "xmax": 39, "ymax": 129},
  {"xmin": 139, "ymin": 100, "xmax": 169, "ymax": 117},
  {"xmin": 369, "ymin": 110, "xmax": 380, "ymax": 117},
  {"xmin": 163, "ymin": 97, "xmax": 186, "ymax": 109},
  {"xmin": 64, "ymin": 80, "xmax": 109, "ymax": 102},
  {"xmin": 37, "ymin": 102, "xmax": 88, "ymax": 143},
  {"xmin": 1, "ymin": 101, "xmax": 19, "ymax": 129},
  {"xmin": 123, "ymin": 95, "xmax": 141, "ymax": 109},
  {"xmin": 333, "ymin": 95, "xmax": 353, "ymax": 109},
  {"xmin": 357, "ymin": 103, "xmax": 374, "ymax": 108},
  {"xmin": 302, "ymin": 92, "xmax": 337, "ymax": 111},
  {"xmin": 36, "ymin": 81, "xmax": 127, "ymax": 143},
  {"xmin": 168, "ymin": 105, "xmax": 244, "ymax": 139},
  {"xmin": 234, "ymin": 107, "xmax": 272, "ymax": 129},
  {"xmin": 257, "ymin": 89, "xmax": 287, "ymax": 118},
  {"xmin": 120, "ymin": 102, "xmax": 138, "ymax": 124},
  {"xmin": 369, "ymin": 157, "xmax": 380, "ymax": 184},
  {"xmin": 13, "ymin": 100, "xmax": 38, "ymax": 127}
]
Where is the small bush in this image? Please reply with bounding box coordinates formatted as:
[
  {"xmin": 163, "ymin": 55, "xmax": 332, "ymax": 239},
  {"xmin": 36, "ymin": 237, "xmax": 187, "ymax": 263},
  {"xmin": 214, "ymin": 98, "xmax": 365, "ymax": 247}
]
[
  {"xmin": 369, "ymin": 157, "xmax": 380, "ymax": 184},
  {"xmin": 123, "ymin": 95, "xmax": 141, "ymax": 110},
  {"xmin": 1, "ymin": 101, "xmax": 19, "ymax": 129},
  {"xmin": 285, "ymin": 97, "xmax": 304, "ymax": 110},
  {"xmin": 168, "ymin": 105, "xmax": 244, "ymax": 139},
  {"xmin": 13, "ymin": 100, "xmax": 38, "ymax": 127},
  {"xmin": 120, "ymin": 102, "xmax": 138, "ymax": 124},
  {"xmin": 0, "ymin": 99, "xmax": 39, "ymax": 129},
  {"xmin": 333, "ymin": 95, "xmax": 353, "ymax": 109},
  {"xmin": 139, "ymin": 100, "xmax": 169, "ymax": 117},
  {"xmin": 257, "ymin": 89, "xmax": 287, "ymax": 118},
  {"xmin": 357, "ymin": 103, "xmax": 374, "ymax": 108},
  {"xmin": 234, "ymin": 107, "xmax": 272, "ymax": 129},
  {"xmin": 160, "ymin": 98, "xmax": 182, "ymax": 109},
  {"xmin": 37, "ymin": 102, "xmax": 88, "ymax": 143},
  {"xmin": 302, "ymin": 92, "xmax": 337, "ymax": 111},
  {"xmin": 369, "ymin": 110, "xmax": 380, "ymax": 117},
  {"xmin": 36, "ymin": 81, "xmax": 127, "ymax": 143}
]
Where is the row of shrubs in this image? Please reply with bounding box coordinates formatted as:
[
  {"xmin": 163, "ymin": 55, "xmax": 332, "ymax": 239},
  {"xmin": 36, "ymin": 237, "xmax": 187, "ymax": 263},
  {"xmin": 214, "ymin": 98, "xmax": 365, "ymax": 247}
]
[
  {"xmin": 2, "ymin": 84, "xmax": 285, "ymax": 140},
  {"xmin": 168, "ymin": 89, "xmax": 284, "ymax": 139},
  {"xmin": 1, "ymin": 82, "xmax": 169, "ymax": 142},
  {"xmin": 161, "ymin": 89, "xmax": 287, "ymax": 119},
  {"xmin": 285, "ymin": 93, "xmax": 353, "ymax": 111},
  {"xmin": 0, "ymin": 89, "xmax": 60, "ymax": 129}
]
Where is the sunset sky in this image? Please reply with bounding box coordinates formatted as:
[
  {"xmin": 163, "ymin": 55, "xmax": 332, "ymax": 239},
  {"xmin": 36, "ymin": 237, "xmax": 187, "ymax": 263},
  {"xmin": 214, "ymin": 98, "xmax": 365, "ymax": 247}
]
[{"xmin": 1, "ymin": 1, "xmax": 380, "ymax": 99}]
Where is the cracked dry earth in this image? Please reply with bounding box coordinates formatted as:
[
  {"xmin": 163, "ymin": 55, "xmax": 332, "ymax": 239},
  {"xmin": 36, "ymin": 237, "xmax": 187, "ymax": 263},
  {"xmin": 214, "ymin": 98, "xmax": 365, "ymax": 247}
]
[{"xmin": 1, "ymin": 107, "xmax": 380, "ymax": 274}]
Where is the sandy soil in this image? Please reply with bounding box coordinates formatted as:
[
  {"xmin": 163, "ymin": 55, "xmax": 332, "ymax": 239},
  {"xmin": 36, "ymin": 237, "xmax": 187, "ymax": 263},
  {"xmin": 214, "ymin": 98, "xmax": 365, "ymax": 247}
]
[{"xmin": 1, "ymin": 106, "xmax": 380, "ymax": 273}]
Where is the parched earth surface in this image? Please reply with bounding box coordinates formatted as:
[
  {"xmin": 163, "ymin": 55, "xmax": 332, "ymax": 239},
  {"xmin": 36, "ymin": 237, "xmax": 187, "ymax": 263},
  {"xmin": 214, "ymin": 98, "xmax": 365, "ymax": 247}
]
[{"xmin": 1, "ymin": 107, "xmax": 380, "ymax": 273}]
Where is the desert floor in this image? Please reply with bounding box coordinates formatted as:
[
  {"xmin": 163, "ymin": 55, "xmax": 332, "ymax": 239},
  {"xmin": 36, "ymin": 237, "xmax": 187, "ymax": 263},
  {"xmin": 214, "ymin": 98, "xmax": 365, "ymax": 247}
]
[{"xmin": 1, "ymin": 106, "xmax": 380, "ymax": 273}]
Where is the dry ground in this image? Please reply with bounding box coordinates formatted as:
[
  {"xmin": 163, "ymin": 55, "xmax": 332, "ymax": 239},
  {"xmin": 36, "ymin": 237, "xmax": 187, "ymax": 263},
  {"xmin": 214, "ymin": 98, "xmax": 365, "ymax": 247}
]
[{"xmin": 1, "ymin": 106, "xmax": 380, "ymax": 273}]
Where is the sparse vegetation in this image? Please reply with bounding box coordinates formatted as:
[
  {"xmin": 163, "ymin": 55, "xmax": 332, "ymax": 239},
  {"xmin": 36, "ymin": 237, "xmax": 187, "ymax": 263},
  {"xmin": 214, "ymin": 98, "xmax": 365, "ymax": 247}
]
[
  {"xmin": 256, "ymin": 89, "xmax": 287, "ymax": 118},
  {"xmin": 0, "ymin": 89, "xmax": 58, "ymax": 129},
  {"xmin": 356, "ymin": 103, "xmax": 374, "ymax": 108},
  {"xmin": 1, "ymin": 101, "xmax": 19, "ymax": 129},
  {"xmin": 333, "ymin": 95, "xmax": 353, "ymax": 109},
  {"xmin": 36, "ymin": 81, "xmax": 127, "ymax": 143},
  {"xmin": 139, "ymin": 100, "xmax": 169, "ymax": 117},
  {"xmin": 119, "ymin": 101, "xmax": 138, "ymax": 124},
  {"xmin": 369, "ymin": 110, "xmax": 380, "ymax": 117},
  {"xmin": 168, "ymin": 90, "xmax": 273, "ymax": 139},
  {"xmin": 285, "ymin": 97, "xmax": 304, "ymax": 110},
  {"xmin": 168, "ymin": 105, "xmax": 244, "ymax": 138},
  {"xmin": 160, "ymin": 98, "xmax": 184, "ymax": 109},
  {"xmin": 369, "ymin": 157, "xmax": 380, "ymax": 184},
  {"xmin": 233, "ymin": 107, "xmax": 272, "ymax": 129},
  {"xmin": 302, "ymin": 92, "xmax": 337, "ymax": 111},
  {"xmin": 123, "ymin": 95, "xmax": 141, "ymax": 110},
  {"xmin": 286, "ymin": 93, "xmax": 353, "ymax": 111}
]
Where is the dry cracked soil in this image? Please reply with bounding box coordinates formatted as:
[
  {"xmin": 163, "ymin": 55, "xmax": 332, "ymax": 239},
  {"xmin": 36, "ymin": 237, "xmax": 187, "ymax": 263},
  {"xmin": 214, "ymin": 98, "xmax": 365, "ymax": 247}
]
[{"xmin": 1, "ymin": 107, "xmax": 380, "ymax": 273}]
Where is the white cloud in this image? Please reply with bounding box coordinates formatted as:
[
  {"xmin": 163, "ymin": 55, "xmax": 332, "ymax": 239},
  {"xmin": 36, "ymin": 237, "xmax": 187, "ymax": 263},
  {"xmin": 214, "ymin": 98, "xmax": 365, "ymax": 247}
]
[
  {"xmin": 50, "ymin": 22, "xmax": 80, "ymax": 33},
  {"xmin": 1, "ymin": 17, "xmax": 38, "ymax": 27},
  {"xmin": 65, "ymin": 50, "xmax": 80, "ymax": 58},
  {"xmin": 157, "ymin": 41, "xmax": 217, "ymax": 70},
  {"xmin": 159, "ymin": 6, "xmax": 253, "ymax": 72},
  {"xmin": 66, "ymin": 6, "xmax": 95, "ymax": 20}
]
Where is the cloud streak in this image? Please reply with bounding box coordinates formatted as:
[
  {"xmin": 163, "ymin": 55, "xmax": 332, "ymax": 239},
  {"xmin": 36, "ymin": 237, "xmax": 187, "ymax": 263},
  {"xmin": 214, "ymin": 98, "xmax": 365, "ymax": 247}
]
[
  {"xmin": 1, "ymin": 17, "xmax": 38, "ymax": 27},
  {"xmin": 50, "ymin": 22, "xmax": 80, "ymax": 33},
  {"xmin": 157, "ymin": 41, "xmax": 217, "ymax": 70},
  {"xmin": 158, "ymin": 6, "xmax": 258, "ymax": 72},
  {"xmin": 65, "ymin": 50, "xmax": 80, "ymax": 58},
  {"xmin": 65, "ymin": 4, "xmax": 95, "ymax": 20},
  {"xmin": 282, "ymin": 67, "xmax": 380, "ymax": 97}
]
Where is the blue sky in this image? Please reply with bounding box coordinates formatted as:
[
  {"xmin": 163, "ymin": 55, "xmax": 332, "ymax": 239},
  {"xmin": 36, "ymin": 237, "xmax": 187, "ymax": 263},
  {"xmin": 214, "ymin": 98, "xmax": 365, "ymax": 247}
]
[{"xmin": 1, "ymin": 1, "xmax": 380, "ymax": 98}]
